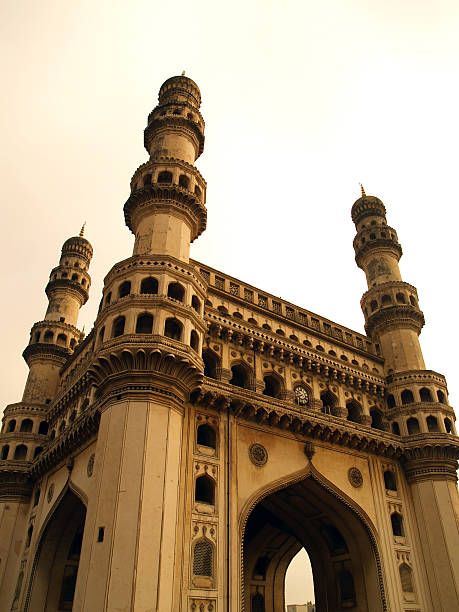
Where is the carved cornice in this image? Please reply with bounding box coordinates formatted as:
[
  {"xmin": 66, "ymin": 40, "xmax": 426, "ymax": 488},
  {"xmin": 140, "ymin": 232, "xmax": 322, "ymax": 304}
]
[
  {"xmin": 144, "ymin": 116, "xmax": 205, "ymax": 157},
  {"xmin": 2, "ymin": 402, "xmax": 47, "ymax": 418},
  {"xmin": 22, "ymin": 342, "xmax": 70, "ymax": 366},
  {"xmin": 192, "ymin": 380, "xmax": 402, "ymax": 458},
  {"xmin": 29, "ymin": 409, "xmax": 100, "ymax": 479},
  {"xmin": 123, "ymin": 184, "xmax": 207, "ymax": 241},
  {"xmin": 386, "ymin": 369, "xmax": 447, "ymax": 387},
  {"xmin": 0, "ymin": 464, "xmax": 32, "ymax": 502},
  {"xmin": 401, "ymin": 435, "xmax": 459, "ymax": 482},
  {"xmin": 355, "ymin": 238, "xmax": 403, "ymax": 268},
  {"xmin": 88, "ymin": 338, "xmax": 203, "ymax": 401},
  {"xmin": 130, "ymin": 156, "xmax": 207, "ymax": 190},
  {"xmin": 365, "ymin": 305, "xmax": 425, "ymax": 338},
  {"xmin": 45, "ymin": 278, "xmax": 89, "ymax": 304}
]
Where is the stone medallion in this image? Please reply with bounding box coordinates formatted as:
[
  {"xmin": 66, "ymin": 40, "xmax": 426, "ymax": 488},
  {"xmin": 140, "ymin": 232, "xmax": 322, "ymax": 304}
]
[
  {"xmin": 249, "ymin": 443, "xmax": 268, "ymax": 467},
  {"xmin": 87, "ymin": 453, "xmax": 95, "ymax": 477},
  {"xmin": 348, "ymin": 467, "xmax": 363, "ymax": 488}
]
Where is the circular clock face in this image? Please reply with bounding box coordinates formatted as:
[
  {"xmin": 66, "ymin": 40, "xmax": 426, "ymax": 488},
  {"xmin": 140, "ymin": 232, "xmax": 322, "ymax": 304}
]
[{"xmin": 294, "ymin": 386, "xmax": 309, "ymax": 406}]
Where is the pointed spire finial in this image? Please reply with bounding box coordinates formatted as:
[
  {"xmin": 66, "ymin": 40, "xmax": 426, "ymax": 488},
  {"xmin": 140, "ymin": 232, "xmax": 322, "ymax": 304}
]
[
  {"xmin": 360, "ymin": 183, "xmax": 366, "ymax": 197},
  {"xmin": 181, "ymin": 70, "xmax": 185, "ymax": 76},
  {"xmin": 79, "ymin": 222, "xmax": 86, "ymax": 237}
]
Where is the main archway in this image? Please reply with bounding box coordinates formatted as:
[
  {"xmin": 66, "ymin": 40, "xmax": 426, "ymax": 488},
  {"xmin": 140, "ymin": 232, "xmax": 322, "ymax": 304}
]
[
  {"xmin": 26, "ymin": 488, "xmax": 86, "ymax": 611},
  {"xmin": 242, "ymin": 471, "xmax": 385, "ymax": 612}
]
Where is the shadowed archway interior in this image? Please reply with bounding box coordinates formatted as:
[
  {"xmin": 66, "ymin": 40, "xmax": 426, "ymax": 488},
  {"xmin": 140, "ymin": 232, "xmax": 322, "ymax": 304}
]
[
  {"xmin": 243, "ymin": 476, "xmax": 384, "ymax": 612},
  {"xmin": 27, "ymin": 490, "xmax": 86, "ymax": 612}
]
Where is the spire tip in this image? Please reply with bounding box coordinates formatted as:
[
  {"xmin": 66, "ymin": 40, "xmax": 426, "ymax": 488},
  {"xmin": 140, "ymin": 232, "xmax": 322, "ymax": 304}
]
[
  {"xmin": 79, "ymin": 222, "xmax": 86, "ymax": 237},
  {"xmin": 360, "ymin": 183, "xmax": 366, "ymax": 197}
]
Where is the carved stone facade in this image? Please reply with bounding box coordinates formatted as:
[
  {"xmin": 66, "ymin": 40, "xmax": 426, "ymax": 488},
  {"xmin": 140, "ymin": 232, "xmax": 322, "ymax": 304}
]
[{"xmin": 0, "ymin": 76, "xmax": 458, "ymax": 612}]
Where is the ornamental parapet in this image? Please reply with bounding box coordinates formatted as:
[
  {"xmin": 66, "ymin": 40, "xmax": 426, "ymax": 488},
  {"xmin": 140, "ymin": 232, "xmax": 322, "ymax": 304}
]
[
  {"xmin": 144, "ymin": 116, "xmax": 205, "ymax": 158},
  {"xmin": 364, "ymin": 304, "xmax": 425, "ymax": 338},
  {"xmin": 196, "ymin": 260, "xmax": 377, "ymax": 357},
  {"xmin": 0, "ymin": 463, "xmax": 33, "ymax": 502},
  {"xmin": 385, "ymin": 402, "xmax": 455, "ymax": 420},
  {"xmin": 401, "ymin": 435, "xmax": 459, "ymax": 483},
  {"xmin": 386, "ymin": 369, "xmax": 447, "ymax": 387},
  {"xmin": 23, "ymin": 342, "xmax": 71, "ymax": 366},
  {"xmin": 123, "ymin": 183, "xmax": 207, "ymax": 241},
  {"xmin": 206, "ymin": 314, "xmax": 385, "ymax": 395},
  {"xmin": 45, "ymin": 277, "xmax": 90, "ymax": 304},
  {"xmin": 354, "ymin": 237, "xmax": 403, "ymax": 268},
  {"xmin": 29, "ymin": 408, "xmax": 100, "ymax": 480},
  {"xmin": 130, "ymin": 156, "xmax": 207, "ymax": 195},
  {"xmin": 2, "ymin": 402, "xmax": 47, "ymax": 418}
]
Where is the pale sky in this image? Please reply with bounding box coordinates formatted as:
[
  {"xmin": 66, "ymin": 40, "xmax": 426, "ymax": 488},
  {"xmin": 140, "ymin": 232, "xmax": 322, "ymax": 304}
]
[{"xmin": 1, "ymin": 0, "xmax": 459, "ymax": 605}]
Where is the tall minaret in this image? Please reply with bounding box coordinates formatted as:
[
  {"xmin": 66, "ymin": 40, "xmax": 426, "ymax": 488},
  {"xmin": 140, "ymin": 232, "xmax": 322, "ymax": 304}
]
[
  {"xmin": 124, "ymin": 74, "xmax": 206, "ymax": 261},
  {"xmin": 352, "ymin": 188, "xmax": 425, "ymax": 375},
  {"xmin": 352, "ymin": 189, "xmax": 459, "ymax": 610},
  {"xmin": 22, "ymin": 228, "xmax": 93, "ymax": 403},
  {"xmin": 80, "ymin": 77, "xmax": 207, "ymax": 611}
]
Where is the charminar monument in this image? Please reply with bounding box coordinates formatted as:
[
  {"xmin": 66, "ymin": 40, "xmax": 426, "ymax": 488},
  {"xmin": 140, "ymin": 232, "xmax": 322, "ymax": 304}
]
[{"xmin": 0, "ymin": 75, "xmax": 458, "ymax": 612}]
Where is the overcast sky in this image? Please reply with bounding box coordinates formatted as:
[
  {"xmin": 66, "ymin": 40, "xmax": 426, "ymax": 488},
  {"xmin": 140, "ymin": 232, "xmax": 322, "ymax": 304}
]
[{"xmin": 1, "ymin": 0, "xmax": 458, "ymax": 604}]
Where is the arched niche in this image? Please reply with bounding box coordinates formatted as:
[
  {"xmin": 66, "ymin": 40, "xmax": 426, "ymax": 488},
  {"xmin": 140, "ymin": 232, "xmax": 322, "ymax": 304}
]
[{"xmin": 240, "ymin": 467, "xmax": 386, "ymax": 612}]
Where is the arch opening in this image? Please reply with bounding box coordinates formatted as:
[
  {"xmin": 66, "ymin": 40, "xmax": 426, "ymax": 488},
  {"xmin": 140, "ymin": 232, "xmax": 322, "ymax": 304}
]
[
  {"xmin": 27, "ymin": 490, "xmax": 86, "ymax": 612},
  {"xmin": 243, "ymin": 475, "xmax": 384, "ymax": 612}
]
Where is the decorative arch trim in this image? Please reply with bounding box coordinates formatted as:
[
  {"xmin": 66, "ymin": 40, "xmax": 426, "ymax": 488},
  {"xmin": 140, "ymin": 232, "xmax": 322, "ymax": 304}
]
[{"xmin": 238, "ymin": 464, "xmax": 387, "ymax": 611}]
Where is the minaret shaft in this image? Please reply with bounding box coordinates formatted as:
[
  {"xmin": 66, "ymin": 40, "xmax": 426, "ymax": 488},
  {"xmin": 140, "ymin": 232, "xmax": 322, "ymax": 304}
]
[{"xmin": 352, "ymin": 195, "xmax": 425, "ymax": 375}]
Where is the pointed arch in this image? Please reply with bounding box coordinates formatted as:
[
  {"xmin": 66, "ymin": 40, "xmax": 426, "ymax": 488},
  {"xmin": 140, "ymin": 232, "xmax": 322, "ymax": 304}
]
[
  {"xmin": 239, "ymin": 464, "xmax": 387, "ymax": 612},
  {"xmin": 24, "ymin": 482, "xmax": 88, "ymax": 612}
]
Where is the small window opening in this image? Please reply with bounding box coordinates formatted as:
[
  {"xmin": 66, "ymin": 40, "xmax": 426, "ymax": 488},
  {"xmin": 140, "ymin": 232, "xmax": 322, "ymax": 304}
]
[
  {"xmin": 140, "ymin": 277, "xmax": 158, "ymax": 294},
  {"xmin": 420, "ymin": 387, "xmax": 432, "ymax": 402},
  {"xmin": 426, "ymin": 415, "xmax": 439, "ymax": 432},
  {"xmin": 190, "ymin": 330, "xmax": 199, "ymax": 352},
  {"xmin": 195, "ymin": 474, "xmax": 215, "ymax": 504},
  {"xmin": 263, "ymin": 374, "xmax": 282, "ymax": 399},
  {"xmin": 178, "ymin": 174, "xmax": 190, "ymax": 189},
  {"xmin": 197, "ymin": 424, "xmax": 216, "ymax": 449},
  {"xmin": 158, "ymin": 170, "xmax": 172, "ymax": 184},
  {"xmin": 113, "ymin": 316, "xmax": 126, "ymax": 338},
  {"xmin": 164, "ymin": 318, "xmax": 182, "ymax": 341},
  {"xmin": 136, "ymin": 313, "xmax": 153, "ymax": 334},
  {"xmin": 20, "ymin": 419, "xmax": 33, "ymax": 433},
  {"xmin": 118, "ymin": 281, "xmax": 131, "ymax": 298},
  {"xmin": 391, "ymin": 512, "xmax": 404, "ymax": 536},
  {"xmin": 230, "ymin": 364, "xmax": 251, "ymax": 389},
  {"xmin": 383, "ymin": 470, "xmax": 397, "ymax": 491},
  {"xmin": 168, "ymin": 282, "xmax": 185, "ymax": 302},
  {"xmin": 401, "ymin": 389, "xmax": 414, "ymax": 405},
  {"xmin": 407, "ymin": 417, "xmax": 420, "ymax": 435}
]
